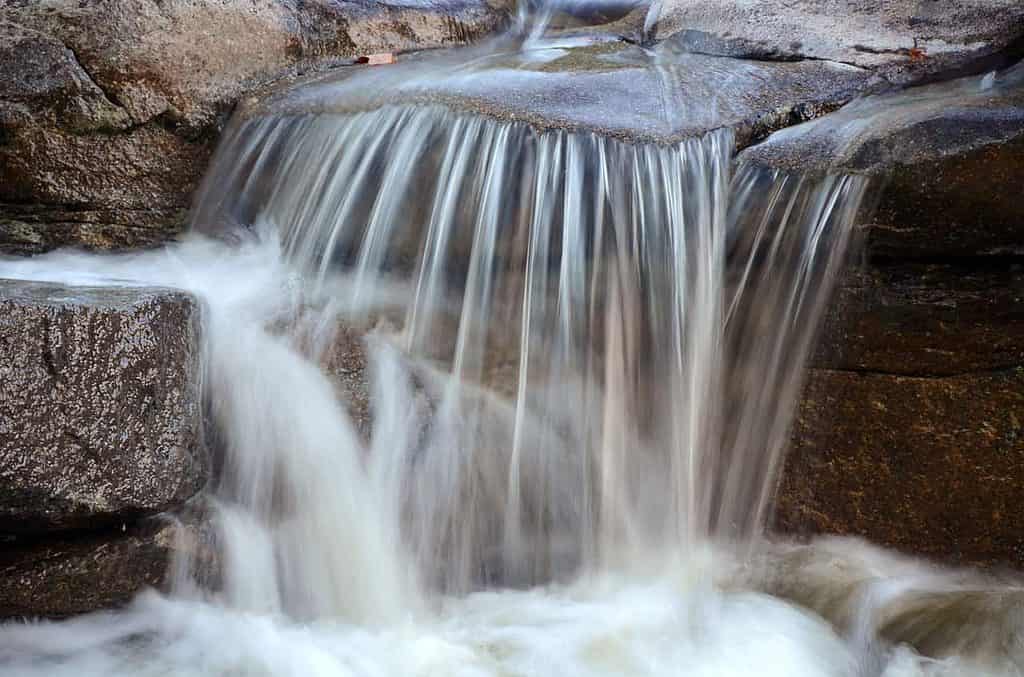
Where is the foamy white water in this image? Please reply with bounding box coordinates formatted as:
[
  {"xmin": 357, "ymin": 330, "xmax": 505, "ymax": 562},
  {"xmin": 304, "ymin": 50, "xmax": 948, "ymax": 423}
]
[
  {"xmin": 1, "ymin": 230, "xmax": 1021, "ymax": 677},
  {"xmin": 1, "ymin": 228, "xmax": 1020, "ymax": 677}
]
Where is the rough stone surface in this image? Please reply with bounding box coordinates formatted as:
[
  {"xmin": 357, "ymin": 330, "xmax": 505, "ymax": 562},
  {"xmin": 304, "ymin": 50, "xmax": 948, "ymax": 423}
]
[
  {"xmin": 641, "ymin": 0, "xmax": 1024, "ymax": 86},
  {"xmin": 0, "ymin": 513, "xmax": 214, "ymax": 619},
  {"xmin": 814, "ymin": 263, "xmax": 1024, "ymax": 376},
  {"xmin": 0, "ymin": 0, "xmax": 510, "ymax": 253},
  {"xmin": 778, "ymin": 368, "xmax": 1024, "ymax": 568},
  {"xmin": 0, "ymin": 279, "xmax": 206, "ymax": 533},
  {"xmin": 742, "ymin": 62, "xmax": 1024, "ymax": 258}
]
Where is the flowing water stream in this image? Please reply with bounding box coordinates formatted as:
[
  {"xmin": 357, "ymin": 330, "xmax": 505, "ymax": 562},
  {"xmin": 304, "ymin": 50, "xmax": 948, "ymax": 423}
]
[{"xmin": 1, "ymin": 22, "xmax": 1022, "ymax": 677}]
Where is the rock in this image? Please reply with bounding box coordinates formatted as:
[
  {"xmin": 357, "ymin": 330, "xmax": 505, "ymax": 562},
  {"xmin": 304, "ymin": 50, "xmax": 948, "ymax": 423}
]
[
  {"xmin": 740, "ymin": 62, "xmax": 1024, "ymax": 258},
  {"xmin": 777, "ymin": 368, "xmax": 1024, "ymax": 568},
  {"xmin": 642, "ymin": 0, "xmax": 1024, "ymax": 86},
  {"xmin": 0, "ymin": 0, "xmax": 510, "ymax": 253},
  {"xmin": 751, "ymin": 540, "xmax": 1024, "ymax": 665},
  {"xmin": 245, "ymin": 37, "xmax": 871, "ymax": 145},
  {"xmin": 0, "ymin": 279, "xmax": 205, "ymax": 533},
  {"xmin": 0, "ymin": 513, "xmax": 213, "ymax": 619},
  {"xmin": 814, "ymin": 263, "xmax": 1024, "ymax": 376}
]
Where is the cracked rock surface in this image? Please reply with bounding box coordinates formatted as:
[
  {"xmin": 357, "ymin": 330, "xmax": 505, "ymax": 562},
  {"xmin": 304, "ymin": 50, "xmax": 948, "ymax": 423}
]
[{"xmin": 0, "ymin": 279, "xmax": 206, "ymax": 533}]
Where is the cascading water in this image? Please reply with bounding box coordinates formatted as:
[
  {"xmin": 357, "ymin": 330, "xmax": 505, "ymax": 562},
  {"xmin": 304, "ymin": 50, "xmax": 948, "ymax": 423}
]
[
  {"xmin": 1, "ymin": 25, "xmax": 1022, "ymax": 677},
  {"xmin": 191, "ymin": 104, "xmax": 868, "ymax": 595}
]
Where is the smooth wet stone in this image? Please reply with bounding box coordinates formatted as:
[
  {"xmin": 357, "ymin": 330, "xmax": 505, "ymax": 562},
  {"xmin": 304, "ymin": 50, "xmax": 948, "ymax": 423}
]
[
  {"xmin": 0, "ymin": 279, "xmax": 205, "ymax": 533},
  {"xmin": 0, "ymin": 513, "xmax": 214, "ymax": 619},
  {"xmin": 247, "ymin": 38, "xmax": 872, "ymax": 145},
  {"xmin": 643, "ymin": 0, "xmax": 1024, "ymax": 85},
  {"xmin": 0, "ymin": 0, "xmax": 509, "ymax": 254},
  {"xmin": 778, "ymin": 368, "xmax": 1024, "ymax": 568},
  {"xmin": 814, "ymin": 263, "xmax": 1024, "ymax": 377},
  {"xmin": 741, "ymin": 63, "xmax": 1024, "ymax": 258}
]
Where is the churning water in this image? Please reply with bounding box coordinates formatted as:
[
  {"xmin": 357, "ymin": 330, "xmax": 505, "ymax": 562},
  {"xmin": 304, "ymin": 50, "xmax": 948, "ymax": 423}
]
[{"xmin": 1, "ymin": 33, "xmax": 1023, "ymax": 677}]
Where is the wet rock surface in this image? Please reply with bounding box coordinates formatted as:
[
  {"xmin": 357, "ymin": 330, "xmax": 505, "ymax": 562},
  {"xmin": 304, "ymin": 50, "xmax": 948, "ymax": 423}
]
[
  {"xmin": 251, "ymin": 37, "xmax": 872, "ymax": 145},
  {"xmin": 643, "ymin": 0, "xmax": 1024, "ymax": 86},
  {"xmin": 741, "ymin": 62, "xmax": 1024, "ymax": 259},
  {"xmin": 0, "ymin": 0, "xmax": 510, "ymax": 253},
  {"xmin": 815, "ymin": 263, "xmax": 1024, "ymax": 377},
  {"xmin": 0, "ymin": 513, "xmax": 213, "ymax": 619},
  {"xmin": 779, "ymin": 368, "xmax": 1024, "ymax": 568},
  {"xmin": 0, "ymin": 279, "xmax": 206, "ymax": 533}
]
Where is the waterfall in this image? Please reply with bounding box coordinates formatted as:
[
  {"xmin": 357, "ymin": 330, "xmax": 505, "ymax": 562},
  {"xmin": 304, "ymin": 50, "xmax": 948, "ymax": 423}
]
[
  {"xmin": 4, "ymin": 40, "xmax": 1022, "ymax": 677},
  {"xmin": 189, "ymin": 104, "xmax": 868, "ymax": 596}
]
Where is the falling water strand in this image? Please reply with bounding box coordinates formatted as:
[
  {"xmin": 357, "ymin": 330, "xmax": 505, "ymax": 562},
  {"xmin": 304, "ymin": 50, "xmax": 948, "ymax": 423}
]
[{"xmin": 192, "ymin": 105, "xmax": 869, "ymax": 591}]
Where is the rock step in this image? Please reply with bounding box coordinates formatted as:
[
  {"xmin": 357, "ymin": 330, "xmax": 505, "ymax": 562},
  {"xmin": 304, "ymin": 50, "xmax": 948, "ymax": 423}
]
[
  {"xmin": 741, "ymin": 59, "xmax": 1024, "ymax": 259},
  {"xmin": 0, "ymin": 279, "xmax": 206, "ymax": 533}
]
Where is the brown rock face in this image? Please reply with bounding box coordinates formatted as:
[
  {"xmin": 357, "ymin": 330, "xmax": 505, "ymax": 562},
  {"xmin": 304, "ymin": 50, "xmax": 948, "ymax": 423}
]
[
  {"xmin": 815, "ymin": 263, "xmax": 1024, "ymax": 377},
  {"xmin": 0, "ymin": 0, "xmax": 509, "ymax": 253},
  {"xmin": 778, "ymin": 368, "xmax": 1024, "ymax": 568},
  {"xmin": 0, "ymin": 514, "xmax": 214, "ymax": 619},
  {"xmin": 0, "ymin": 279, "xmax": 206, "ymax": 533},
  {"xmin": 758, "ymin": 62, "xmax": 1024, "ymax": 569}
]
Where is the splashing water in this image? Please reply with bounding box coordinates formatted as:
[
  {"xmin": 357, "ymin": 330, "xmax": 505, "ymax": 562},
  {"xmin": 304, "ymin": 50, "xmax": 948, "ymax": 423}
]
[{"xmin": 2, "ymin": 53, "xmax": 1023, "ymax": 677}]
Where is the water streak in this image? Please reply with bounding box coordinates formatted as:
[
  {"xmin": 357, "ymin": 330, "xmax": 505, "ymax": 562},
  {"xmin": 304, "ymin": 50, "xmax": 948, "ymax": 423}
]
[{"xmin": 193, "ymin": 106, "xmax": 869, "ymax": 591}]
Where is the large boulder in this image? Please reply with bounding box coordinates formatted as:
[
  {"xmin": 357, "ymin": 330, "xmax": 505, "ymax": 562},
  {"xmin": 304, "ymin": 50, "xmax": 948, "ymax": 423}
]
[
  {"xmin": 755, "ymin": 58, "xmax": 1024, "ymax": 568},
  {"xmin": 0, "ymin": 279, "xmax": 205, "ymax": 533},
  {"xmin": 0, "ymin": 0, "xmax": 510, "ymax": 254}
]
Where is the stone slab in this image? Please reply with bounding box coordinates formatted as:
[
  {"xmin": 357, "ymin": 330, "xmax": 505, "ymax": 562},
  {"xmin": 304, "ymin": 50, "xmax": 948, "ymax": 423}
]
[{"xmin": 0, "ymin": 279, "xmax": 206, "ymax": 533}]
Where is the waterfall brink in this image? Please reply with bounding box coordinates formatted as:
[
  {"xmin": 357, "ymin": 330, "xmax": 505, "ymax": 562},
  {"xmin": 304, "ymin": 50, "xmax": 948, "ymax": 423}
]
[{"xmin": 192, "ymin": 105, "xmax": 869, "ymax": 595}]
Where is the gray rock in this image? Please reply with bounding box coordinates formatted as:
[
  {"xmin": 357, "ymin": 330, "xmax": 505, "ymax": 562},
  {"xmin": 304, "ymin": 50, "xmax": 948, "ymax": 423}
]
[
  {"xmin": 741, "ymin": 62, "xmax": 1024, "ymax": 258},
  {"xmin": 0, "ymin": 0, "xmax": 510, "ymax": 253},
  {"xmin": 0, "ymin": 513, "xmax": 215, "ymax": 619},
  {"xmin": 0, "ymin": 279, "xmax": 206, "ymax": 533},
  {"xmin": 245, "ymin": 37, "xmax": 872, "ymax": 145},
  {"xmin": 642, "ymin": 0, "xmax": 1024, "ymax": 85}
]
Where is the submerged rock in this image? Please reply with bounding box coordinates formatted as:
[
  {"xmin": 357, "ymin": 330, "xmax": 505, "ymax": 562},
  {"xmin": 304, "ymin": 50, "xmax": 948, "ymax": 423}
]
[
  {"xmin": 0, "ymin": 280, "xmax": 206, "ymax": 533},
  {"xmin": 752, "ymin": 538, "xmax": 1024, "ymax": 666},
  {"xmin": 0, "ymin": 0, "xmax": 510, "ymax": 254}
]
